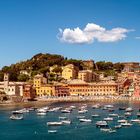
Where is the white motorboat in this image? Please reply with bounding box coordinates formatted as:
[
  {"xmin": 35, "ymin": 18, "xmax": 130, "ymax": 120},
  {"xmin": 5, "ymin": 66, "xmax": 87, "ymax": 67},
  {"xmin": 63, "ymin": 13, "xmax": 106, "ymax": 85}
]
[
  {"xmin": 109, "ymin": 129, "xmax": 117, "ymax": 133},
  {"xmin": 96, "ymin": 121, "xmax": 108, "ymax": 127},
  {"xmin": 104, "ymin": 105, "xmax": 114, "ymax": 108},
  {"xmin": 77, "ymin": 116, "xmax": 85, "ymax": 119},
  {"xmin": 61, "ymin": 120, "xmax": 71, "ymax": 124},
  {"xmin": 10, "ymin": 115, "xmax": 23, "ymax": 120},
  {"xmin": 121, "ymin": 122, "xmax": 133, "ymax": 126},
  {"xmin": 125, "ymin": 107, "xmax": 133, "ymax": 112},
  {"xmin": 109, "ymin": 113, "xmax": 118, "ymax": 117},
  {"xmin": 79, "ymin": 119, "xmax": 92, "ymax": 122},
  {"xmin": 59, "ymin": 116, "xmax": 67, "ymax": 120},
  {"xmin": 92, "ymin": 104, "xmax": 101, "ymax": 109},
  {"xmin": 103, "ymin": 117, "xmax": 113, "ymax": 121},
  {"xmin": 48, "ymin": 130, "xmax": 57, "ymax": 133},
  {"xmin": 118, "ymin": 119, "xmax": 127, "ymax": 123},
  {"xmin": 92, "ymin": 114, "xmax": 100, "ymax": 118},
  {"xmin": 70, "ymin": 105, "xmax": 76, "ymax": 109},
  {"xmin": 12, "ymin": 110, "xmax": 23, "ymax": 114},
  {"xmin": 37, "ymin": 109, "xmax": 46, "ymax": 113},
  {"xmin": 37, "ymin": 112, "xmax": 46, "ymax": 116},
  {"xmin": 124, "ymin": 112, "xmax": 132, "ymax": 116},
  {"xmin": 100, "ymin": 128, "xmax": 116, "ymax": 133},
  {"xmin": 100, "ymin": 128, "xmax": 111, "ymax": 132},
  {"xmin": 114, "ymin": 124, "xmax": 122, "ymax": 129},
  {"xmin": 131, "ymin": 119, "xmax": 140, "ymax": 123},
  {"xmin": 47, "ymin": 121, "xmax": 63, "ymax": 126},
  {"xmin": 61, "ymin": 109, "xmax": 71, "ymax": 113},
  {"xmin": 78, "ymin": 109, "xmax": 88, "ymax": 114}
]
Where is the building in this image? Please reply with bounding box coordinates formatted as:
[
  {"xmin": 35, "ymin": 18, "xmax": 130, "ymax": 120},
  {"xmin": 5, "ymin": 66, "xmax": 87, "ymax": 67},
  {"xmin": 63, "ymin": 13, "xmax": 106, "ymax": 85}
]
[
  {"xmin": 23, "ymin": 84, "xmax": 36, "ymax": 99},
  {"xmin": 2, "ymin": 73, "xmax": 24, "ymax": 96},
  {"xmin": 82, "ymin": 59, "xmax": 94, "ymax": 70},
  {"xmin": 78, "ymin": 70, "xmax": 99, "ymax": 82},
  {"xmin": 62, "ymin": 64, "xmax": 78, "ymax": 80},
  {"xmin": 67, "ymin": 79, "xmax": 118, "ymax": 96},
  {"xmin": 55, "ymin": 85, "xmax": 70, "ymax": 97},
  {"xmin": 20, "ymin": 70, "xmax": 31, "ymax": 76},
  {"xmin": 33, "ymin": 74, "xmax": 70, "ymax": 97},
  {"xmin": 122, "ymin": 62, "xmax": 140, "ymax": 73}
]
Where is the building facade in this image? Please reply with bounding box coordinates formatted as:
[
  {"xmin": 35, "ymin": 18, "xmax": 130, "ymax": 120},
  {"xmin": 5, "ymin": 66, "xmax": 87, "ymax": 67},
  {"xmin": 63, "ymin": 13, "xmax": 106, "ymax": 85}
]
[
  {"xmin": 67, "ymin": 79, "xmax": 118, "ymax": 96},
  {"xmin": 62, "ymin": 64, "xmax": 78, "ymax": 80}
]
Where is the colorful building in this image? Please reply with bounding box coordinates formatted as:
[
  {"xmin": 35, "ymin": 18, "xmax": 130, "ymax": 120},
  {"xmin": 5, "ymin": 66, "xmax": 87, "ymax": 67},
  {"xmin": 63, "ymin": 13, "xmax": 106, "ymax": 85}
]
[
  {"xmin": 67, "ymin": 79, "xmax": 118, "ymax": 96},
  {"xmin": 62, "ymin": 64, "xmax": 78, "ymax": 80}
]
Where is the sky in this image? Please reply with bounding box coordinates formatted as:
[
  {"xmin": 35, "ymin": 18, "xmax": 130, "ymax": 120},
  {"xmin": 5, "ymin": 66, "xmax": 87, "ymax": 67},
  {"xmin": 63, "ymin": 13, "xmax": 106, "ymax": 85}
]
[{"xmin": 0, "ymin": 0, "xmax": 140, "ymax": 68}]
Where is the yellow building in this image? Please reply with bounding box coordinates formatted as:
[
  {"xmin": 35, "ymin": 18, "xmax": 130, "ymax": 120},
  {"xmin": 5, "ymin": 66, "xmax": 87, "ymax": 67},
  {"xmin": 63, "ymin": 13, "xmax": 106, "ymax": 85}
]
[
  {"xmin": 67, "ymin": 79, "xmax": 118, "ymax": 96},
  {"xmin": 62, "ymin": 64, "xmax": 78, "ymax": 80},
  {"xmin": 33, "ymin": 74, "xmax": 54, "ymax": 96}
]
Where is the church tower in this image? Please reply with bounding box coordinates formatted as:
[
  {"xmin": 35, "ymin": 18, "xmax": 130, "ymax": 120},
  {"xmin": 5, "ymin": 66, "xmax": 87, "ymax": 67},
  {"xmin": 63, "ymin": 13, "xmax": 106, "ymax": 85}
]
[{"xmin": 4, "ymin": 73, "xmax": 9, "ymax": 94}]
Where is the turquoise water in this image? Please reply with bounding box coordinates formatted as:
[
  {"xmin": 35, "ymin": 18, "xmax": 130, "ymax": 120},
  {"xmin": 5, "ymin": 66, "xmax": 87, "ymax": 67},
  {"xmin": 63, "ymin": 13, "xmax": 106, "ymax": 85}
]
[{"xmin": 0, "ymin": 101, "xmax": 140, "ymax": 140}]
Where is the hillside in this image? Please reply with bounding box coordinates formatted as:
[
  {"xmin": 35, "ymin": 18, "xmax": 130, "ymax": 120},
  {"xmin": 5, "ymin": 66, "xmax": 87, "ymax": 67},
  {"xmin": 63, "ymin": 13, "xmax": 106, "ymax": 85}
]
[{"xmin": 0, "ymin": 53, "xmax": 124, "ymax": 81}]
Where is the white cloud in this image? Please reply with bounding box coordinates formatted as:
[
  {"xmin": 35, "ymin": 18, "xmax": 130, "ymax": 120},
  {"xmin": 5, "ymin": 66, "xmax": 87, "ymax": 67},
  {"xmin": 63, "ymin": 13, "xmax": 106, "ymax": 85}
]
[{"xmin": 58, "ymin": 23, "xmax": 131, "ymax": 44}]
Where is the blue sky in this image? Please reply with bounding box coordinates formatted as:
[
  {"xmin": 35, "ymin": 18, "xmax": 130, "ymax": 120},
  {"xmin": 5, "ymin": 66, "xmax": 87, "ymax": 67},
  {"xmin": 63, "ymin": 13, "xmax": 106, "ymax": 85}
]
[{"xmin": 0, "ymin": 0, "xmax": 140, "ymax": 68}]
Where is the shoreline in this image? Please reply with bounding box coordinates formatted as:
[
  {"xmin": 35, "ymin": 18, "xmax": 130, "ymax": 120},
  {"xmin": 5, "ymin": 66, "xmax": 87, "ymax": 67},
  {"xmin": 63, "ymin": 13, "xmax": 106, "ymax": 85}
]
[{"xmin": 1, "ymin": 96, "xmax": 140, "ymax": 108}]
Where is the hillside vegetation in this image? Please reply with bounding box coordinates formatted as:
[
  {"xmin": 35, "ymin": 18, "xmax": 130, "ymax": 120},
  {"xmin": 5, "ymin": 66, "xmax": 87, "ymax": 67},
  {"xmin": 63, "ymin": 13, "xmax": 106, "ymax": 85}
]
[{"xmin": 0, "ymin": 53, "xmax": 124, "ymax": 81}]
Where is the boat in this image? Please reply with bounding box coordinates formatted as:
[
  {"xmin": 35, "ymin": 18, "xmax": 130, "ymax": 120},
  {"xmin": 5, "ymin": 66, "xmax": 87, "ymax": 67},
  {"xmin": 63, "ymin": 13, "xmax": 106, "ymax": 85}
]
[
  {"xmin": 124, "ymin": 112, "xmax": 132, "ymax": 116},
  {"xmin": 114, "ymin": 124, "xmax": 122, "ymax": 129},
  {"xmin": 137, "ymin": 113, "xmax": 140, "ymax": 117},
  {"xmin": 77, "ymin": 116, "xmax": 85, "ymax": 119},
  {"xmin": 59, "ymin": 116, "xmax": 67, "ymax": 120},
  {"xmin": 92, "ymin": 114, "xmax": 100, "ymax": 118},
  {"xmin": 109, "ymin": 113, "xmax": 118, "ymax": 117},
  {"xmin": 121, "ymin": 122, "xmax": 133, "ymax": 126},
  {"xmin": 61, "ymin": 109, "xmax": 71, "ymax": 113},
  {"xmin": 78, "ymin": 109, "xmax": 88, "ymax": 114},
  {"xmin": 12, "ymin": 110, "xmax": 23, "ymax": 114},
  {"xmin": 100, "ymin": 128, "xmax": 111, "ymax": 132},
  {"xmin": 119, "ymin": 107, "xmax": 126, "ymax": 110},
  {"xmin": 37, "ymin": 109, "xmax": 46, "ymax": 113},
  {"xmin": 125, "ymin": 107, "xmax": 133, "ymax": 112},
  {"xmin": 103, "ymin": 117, "xmax": 113, "ymax": 121},
  {"xmin": 47, "ymin": 122, "xmax": 63, "ymax": 126},
  {"xmin": 61, "ymin": 120, "xmax": 71, "ymax": 124},
  {"xmin": 101, "ymin": 128, "xmax": 116, "ymax": 133},
  {"xmin": 92, "ymin": 104, "xmax": 101, "ymax": 109},
  {"xmin": 131, "ymin": 119, "xmax": 140, "ymax": 123},
  {"xmin": 37, "ymin": 112, "xmax": 46, "ymax": 116},
  {"xmin": 10, "ymin": 115, "xmax": 23, "ymax": 120},
  {"xmin": 70, "ymin": 105, "xmax": 76, "ymax": 109},
  {"xmin": 79, "ymin": 119, "xmax": 92, "ymax": 122},
  {"xmin": 118, "ymin": 119, "xmax": 127, "ymax": 123},
  {"xmin": 104, "ymin": 105, "xmax": 114, "ymax": 108},
  {"xmin": 96, "ymin": 121, "xmax": 108, "ymax": 127},
  {"xmin": 48, "ymin": 130, "xmax": 57, "ymax": 133},
  {"xmin": 109, "ymin": 129, "xmax": 117, "ymax": 133}
]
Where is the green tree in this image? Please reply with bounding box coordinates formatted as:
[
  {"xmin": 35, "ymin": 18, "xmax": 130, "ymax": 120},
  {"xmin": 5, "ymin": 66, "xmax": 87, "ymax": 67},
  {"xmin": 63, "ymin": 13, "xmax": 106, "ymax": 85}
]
[
  {"xmin": 52, "ymin": 67, "xmax": 62, "ymax": 74},
  {"xmin": 17, "ymin": 74, "xmax": 30, "ymax": 82}
]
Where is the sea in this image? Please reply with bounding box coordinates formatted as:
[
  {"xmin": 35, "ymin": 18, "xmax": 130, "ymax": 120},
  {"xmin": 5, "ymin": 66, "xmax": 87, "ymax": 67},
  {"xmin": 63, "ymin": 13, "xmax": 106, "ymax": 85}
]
[{"xmin": 0, "ymin": 101, "xmax": 140, "ymax": 140}]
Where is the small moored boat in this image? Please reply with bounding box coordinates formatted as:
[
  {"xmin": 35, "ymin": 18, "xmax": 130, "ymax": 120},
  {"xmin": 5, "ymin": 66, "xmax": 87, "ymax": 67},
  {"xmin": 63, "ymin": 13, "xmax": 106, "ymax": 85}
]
[
  {"xmin": 103, "ymin": 117, "xmax": 113, "ymax": 121},
  {"xmin": 79, "ymin": 119, "xmax": 92, "ymax": 122},
  {"xmin": 10, "ymin": 115, "xmax": 23, "ymax": 120},
  {"xmin": 47, "ymin": 122, "xmax": 63, "ymax": 126}
]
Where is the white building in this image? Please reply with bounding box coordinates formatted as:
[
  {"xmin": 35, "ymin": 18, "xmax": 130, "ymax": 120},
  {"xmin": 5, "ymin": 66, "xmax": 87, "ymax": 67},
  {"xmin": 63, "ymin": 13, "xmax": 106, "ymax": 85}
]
[{"xmin": 0, "ymin": 73, "xmax": 25, "ymax": 96}]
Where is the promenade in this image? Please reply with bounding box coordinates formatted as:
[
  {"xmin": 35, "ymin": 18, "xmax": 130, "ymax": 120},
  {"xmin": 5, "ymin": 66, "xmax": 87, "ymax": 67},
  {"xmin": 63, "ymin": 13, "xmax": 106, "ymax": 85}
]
[{"xmin": 36, "ymin": 95, "xmax": 140, "ymax": 103}]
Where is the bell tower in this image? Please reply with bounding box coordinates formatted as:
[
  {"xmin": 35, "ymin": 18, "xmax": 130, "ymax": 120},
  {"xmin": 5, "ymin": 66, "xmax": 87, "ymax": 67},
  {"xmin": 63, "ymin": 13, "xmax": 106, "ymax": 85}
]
[{"xmin": 4, "ymin": 73, "xmax": 9, "ymax": 94}]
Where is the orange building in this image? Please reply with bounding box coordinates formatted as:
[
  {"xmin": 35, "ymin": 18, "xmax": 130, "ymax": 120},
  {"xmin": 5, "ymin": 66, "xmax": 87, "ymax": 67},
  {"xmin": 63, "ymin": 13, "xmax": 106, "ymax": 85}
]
[{"xmin": 23, "ymin": 84, "xmax": 36, "ymax": 99}]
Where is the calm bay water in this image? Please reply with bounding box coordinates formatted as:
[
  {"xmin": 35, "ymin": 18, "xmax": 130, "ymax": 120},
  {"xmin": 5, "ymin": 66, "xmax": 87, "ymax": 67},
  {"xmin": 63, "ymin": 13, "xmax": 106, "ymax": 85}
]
[{"xmin": 0, "ymin": 101, "xmax": 140, "ymax": 140}]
